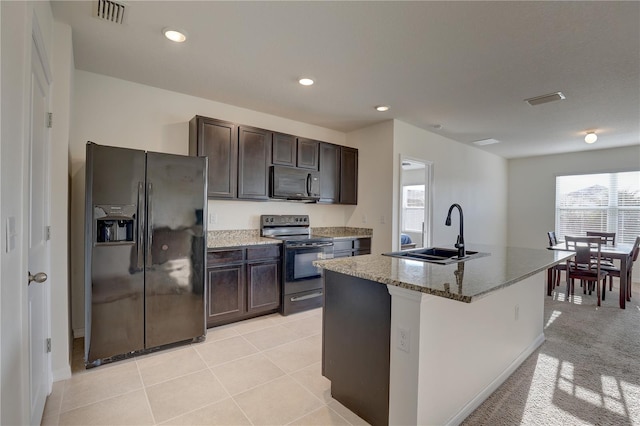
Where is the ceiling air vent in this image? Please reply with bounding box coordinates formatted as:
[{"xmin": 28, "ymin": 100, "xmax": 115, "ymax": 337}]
[
  {"xmin": 472, "ymin": 138, "xmax": 500, "ymax": 146},
  {"xmin": 94, "ymin": 0, "xmax": 127, "ymax": 24},
  {"xmin": 524, "ymin": 92, "xmax": 566, "ymax": 106}
]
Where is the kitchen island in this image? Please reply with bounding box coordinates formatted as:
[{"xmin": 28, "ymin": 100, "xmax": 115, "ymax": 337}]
[{"xmin": 314, "ymin": 245, "xmax": 573, "ymax": 426}]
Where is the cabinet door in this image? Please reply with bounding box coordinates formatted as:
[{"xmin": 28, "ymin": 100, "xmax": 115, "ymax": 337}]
[
  {"xmin": 319, "ymin": 143, "xmax": 340, "ymax": 203},
  {"xmin": 297, "ymin": 138, "xmax": 319, "ymax": 170},
  {"xmin": 207, "ymin": 265, "xmax": 245, "ymax": 327},
  {"xmin": 272, "ymin": 133, "xmax": 296, "ymax": 167},
  {"xmin": 189, "ymin": 116, "xmax": 237, "ymax": 199},
  {"xmin": 340, "ymin": 147, "xmax": 358, "ymax": 205},
  {"xmin": 247, "ymin": 261, "xmax": 280, "ymax": 314},
  {"xmin": 354, "ymin": 237, "xmax": 371, "ymax": 256},
  {"xmin": 238, "ymin": 126, "xmax": 270, "ymax": 200}
]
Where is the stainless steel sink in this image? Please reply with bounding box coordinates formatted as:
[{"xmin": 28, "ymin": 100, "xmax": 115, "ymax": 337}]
[{"xmin": 382, "ymin": 247, "xmax": 488, "ymax": 264}]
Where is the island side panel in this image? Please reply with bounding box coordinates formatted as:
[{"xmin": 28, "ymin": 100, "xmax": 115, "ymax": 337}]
[
  {"xmin": 322, "ymin": 270, "xmax": 391, "ymax": 426},
  {"xmin": 412, "ymin": 273, "xmax": 545, "ymax": 425}
]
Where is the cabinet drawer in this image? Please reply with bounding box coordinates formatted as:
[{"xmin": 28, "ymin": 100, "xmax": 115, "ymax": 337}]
[
  {"xmin": 333, "ymin": 240, "xmax": 353, "ymax": 252},
  {"xmin": 246, "ymin": 244, "xmax": 280, "ymax": 261},
  {"xmin": 207, "ymin": 249, "xmax": 244, "ymax": 265},
  {"xmin": 333, "ymin": 251, "xmax": 352, "ymax": 259}
]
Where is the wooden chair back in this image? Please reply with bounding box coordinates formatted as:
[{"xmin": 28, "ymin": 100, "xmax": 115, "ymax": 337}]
[
  {"xmin": 565, "ymin": 236, "xmax": 603, "ymax": 269},
  {"xmin": 586, "ymin": 231, "xmax": 616, "ymax": 246},
  {"xmin": 632, "ymin": 235, "xmax": 640, "ymax": 263},
  {"xmin": 547, "ymin": 231, "xmax": 559, "ymax": 247}
]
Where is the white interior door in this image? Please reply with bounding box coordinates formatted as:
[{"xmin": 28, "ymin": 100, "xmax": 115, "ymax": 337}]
[{"xmin": 28, "ymin": 35, "xmax": 52, "ymax": 426}]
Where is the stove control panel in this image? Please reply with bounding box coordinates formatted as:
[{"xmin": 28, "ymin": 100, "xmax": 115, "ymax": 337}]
[{"xmin": 261, "ymin": 215, "xmax": 309, "ymax": 227}]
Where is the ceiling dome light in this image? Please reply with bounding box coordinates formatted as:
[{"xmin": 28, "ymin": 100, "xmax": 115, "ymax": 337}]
[
  {"xmin": 163, "ymin": 28, "xmax": 187, "ymax": 43},
  {"xmin": 298, "ymin": 78, "xmax": 314, "ymax": 86},
  {"xmin": 584, "ymin": 132, "xmax": 598, "ymax": 144},
  {"xmin": 375, "ymin": 105, "xmax": 390, "ymax": 112}
]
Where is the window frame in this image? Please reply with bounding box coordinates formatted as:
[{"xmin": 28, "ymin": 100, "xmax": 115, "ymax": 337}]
[{"xmin": 555, "ymin": 170, "xmax": 640, "ymax": 244}]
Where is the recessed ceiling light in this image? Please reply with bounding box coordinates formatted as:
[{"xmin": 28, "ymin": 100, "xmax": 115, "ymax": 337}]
[
  {"xmin": 472, "ymin": 138, "xmax": 501, "ymax": 146},
  {"xmin": 584, "ymin": 132, "xmax": 598, "ymax": 144},
  {"xmin": 430, "ymin": 124, "xmax": 442, "ymax": 130},
  {"xmin": 375, "ymin": 105, "xmax": 390, "ymax": 112},
  {"xmin": 299, "ymin": 78, "xmax": 314, "ymax": 86},
  {"xmin": 163, "ymin": 28, "xmax": 187, "ymax": 43},
  {"xmin": 524, "ymin": 92, "xmax": 566, "ymax": 106}
]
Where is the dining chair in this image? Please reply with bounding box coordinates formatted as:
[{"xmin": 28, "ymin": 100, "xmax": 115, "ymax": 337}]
[
  {"xmin": 547, "ymin": 231, "xmax": 566, "ymax": 292},
  {"xmin": 586, "ymin": 231, "xmax": 616, "ymax": 269},
  {"xmin": 565, "ymin": 236, "xmax": 609, "ymax": 306},
  {"xmin": 602, "ymin": 235, "xmax": 640, "ymax": 302}
]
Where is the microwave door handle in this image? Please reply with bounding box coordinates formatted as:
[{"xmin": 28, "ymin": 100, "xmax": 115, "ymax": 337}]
[{"xmin": 306, "ymin": 173, "xmax": 311, "ymax": 196}]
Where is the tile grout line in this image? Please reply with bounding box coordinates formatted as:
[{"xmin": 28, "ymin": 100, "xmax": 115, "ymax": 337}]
[
  {"xmin": 133, "ymin": 357, "xmax": 158, "ymax": 425},
  {"xmin": 56, "ymin": 387, "xmax": 145, "ymax": 418}
]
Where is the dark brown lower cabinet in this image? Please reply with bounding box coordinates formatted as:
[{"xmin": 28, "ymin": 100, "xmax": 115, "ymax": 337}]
[
  {"xmin": 323, "ymin": 270, "xmax": 391, "ymax": 426},
  {"xmin": 333, "ymin": 237, "xmax": 372, "ymax": 258},
  {"xmin": 247, "ymin": 260, "xmax": 280, "ymax": 314},
  {"xmin": 207, "ymin": 244, "xmax": 281, "ymax": 328},
  {"xmin": 207, "ymin": 264, "xmax": 245, "ymax": 325}
]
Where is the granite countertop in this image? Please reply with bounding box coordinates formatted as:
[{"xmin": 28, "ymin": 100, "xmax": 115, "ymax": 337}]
[
  {"xmin": 207, "ymin": 227, "xmax": 373, "ymax": 248},
  {"xmin": 207, "ymin": 230, "xmax": 281, "ymax": 249},
  {"xmin": 314, "ymin": 244, "xmax": 573, "ymax": 303},
  {"xmin": 311, "ymin": 227, "xmax": 373, "ymax": 239}
]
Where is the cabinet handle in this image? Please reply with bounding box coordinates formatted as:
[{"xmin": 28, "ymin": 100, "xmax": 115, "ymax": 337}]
[{"xmin": 290, "ymin": 291, "xmax": 323, "ymax": 302}]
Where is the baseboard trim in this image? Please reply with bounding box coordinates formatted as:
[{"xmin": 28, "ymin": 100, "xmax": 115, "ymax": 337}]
[
  {"xmin": 445, "ymin": 332, "xmax": 546, "ymax": 426},
  {"xmin": 52, "ymin": 365, "xmax": 72, "ymax": 381}
]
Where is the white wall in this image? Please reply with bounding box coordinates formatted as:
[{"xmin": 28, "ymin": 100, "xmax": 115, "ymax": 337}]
[
  {"xmin": 1, "ymin": 2, "xmax": 56, "ymax": 423},
  {"xmin": 507, "ymin": 145, "xmax": 640, "ymax": 249},
  {"xmin": 507, "ymin": 145, "xmax": 640, "ymax": 282},
  {"xmin": 393, "ymin": 120, "xmax": 508, "ymax": 250},
  {"xmin": 70, "ymin": 70, "xmax": 351, "ymax": 333},
  {"xmin": 345, "ymin": 121, "xmax": 395, "ymax": 255}
]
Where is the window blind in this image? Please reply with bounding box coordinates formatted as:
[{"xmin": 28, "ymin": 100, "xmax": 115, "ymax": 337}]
[
  {"xmin": 555, "ymin": 171, "xmax": 640, "ymax": 244},
  {"xmin": 402, "ymin": 185, "xmax": 425, "ymax": 232}
]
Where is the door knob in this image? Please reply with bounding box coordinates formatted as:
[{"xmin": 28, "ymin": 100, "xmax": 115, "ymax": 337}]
[{"xmin": 28, "ymin": 271, "xmax": 47, "ymax": 284}]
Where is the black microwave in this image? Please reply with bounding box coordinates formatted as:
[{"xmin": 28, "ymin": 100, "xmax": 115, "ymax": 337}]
[{"xmin": 270, "ymin": 165, "xmax": 320, "ymax": 201}]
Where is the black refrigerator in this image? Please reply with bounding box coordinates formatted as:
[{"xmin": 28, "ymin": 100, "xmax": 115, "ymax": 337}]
[{"xmin": 84, "ymin": 142, "xmax": 207, "ymax": 366}]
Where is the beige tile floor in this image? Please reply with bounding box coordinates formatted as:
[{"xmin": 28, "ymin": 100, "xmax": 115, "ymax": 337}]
[{"xmin": 41, "ymin": 308, "xmax": 369, "ymax": 426}]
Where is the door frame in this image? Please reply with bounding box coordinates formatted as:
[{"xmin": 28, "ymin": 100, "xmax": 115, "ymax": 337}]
[
  {"xmin": 397, "ymin": 155, "xmax": 433, "ymax": 250},
  {"xmin": 27, "ymin": 11, "xmax": 53, "ymax": 425}
]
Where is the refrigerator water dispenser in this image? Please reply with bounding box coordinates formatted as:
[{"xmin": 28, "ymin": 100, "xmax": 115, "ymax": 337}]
[{"xmin": 94, "ymin": 205, "xmax": 136, "ymax": 244}]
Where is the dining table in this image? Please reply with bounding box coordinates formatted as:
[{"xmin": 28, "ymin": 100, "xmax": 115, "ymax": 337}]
[{"xmin": 549, "ymin": 241, "xmax": 636, "ymax": 309}]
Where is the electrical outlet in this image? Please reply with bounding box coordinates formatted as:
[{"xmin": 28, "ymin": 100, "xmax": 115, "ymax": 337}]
[
  {"xmin": 380, "ymin": 215, "xmax": 385, "ymax": 224},
  {"xmin": 208, "ymin": 213, "xmax": 218, "ymax": 225},
  {"xmin": 397, "ymin": 327, "xmax": 410, "ymax": 353},
  {"xmin": 514, "ymin": 304, "xmax": 519, "ymax": 321},
  {"xmin": 362, "ymin": 215, "xmax": 368, "ymax": 224}
]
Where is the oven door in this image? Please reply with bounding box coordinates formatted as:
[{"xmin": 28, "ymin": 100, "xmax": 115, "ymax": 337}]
[{"xmin": 284, "ymin": 242, "xmax": 333, "ymax": 292}]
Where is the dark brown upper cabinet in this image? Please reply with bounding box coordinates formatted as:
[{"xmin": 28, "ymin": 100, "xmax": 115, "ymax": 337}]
[
  {"xmin": 319, "ymin": 142, "xmax": 340, "ymax": 203},
  {"xmin": 272, "ymin": 133, "xmax": 296, "ymax": 167},
  {"xmin": 296, "ymin": 138, "xmax": 319, "ymax": 170},
  {"xmin": 340, "ymin": 147, "xmax": 358, "ymax": 205},
  {"xmin": 190, "ymin": 115, "xmax": 356, "ymax": 204},
  {"xmin": 238, "ymin": 126, "xmax": 271, "ymax": 200},
  {"xmin": 189, "ymin": 116, "xmax": 237, "ymax": 199},
  {"xmin": 273, "ymin": 134, "xmax": 319, "ymax": 171}
]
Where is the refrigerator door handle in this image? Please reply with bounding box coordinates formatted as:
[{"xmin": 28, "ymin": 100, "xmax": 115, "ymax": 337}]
[
  {"xmin": 146, "ymin": 182, "xmax": 153, "ymax": 267},
  {"xmin": 136, "ymin": 182, "xmax": 145, "ymax": 270}
]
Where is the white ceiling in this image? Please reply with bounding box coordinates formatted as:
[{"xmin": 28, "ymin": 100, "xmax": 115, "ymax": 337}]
[{"xmin": 51, "ymin": 1, "xmax": 640, "ymax": 159}]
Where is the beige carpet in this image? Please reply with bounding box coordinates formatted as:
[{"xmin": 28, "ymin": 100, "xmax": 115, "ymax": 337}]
[{"xmin": 462, "ymin": 282, "xmax": 640, "ymax": 426}]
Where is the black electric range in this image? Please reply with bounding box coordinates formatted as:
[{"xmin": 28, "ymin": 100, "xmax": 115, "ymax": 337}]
[{"xmin": 260, "ymin": 215, "xmax": 334, "ymax": 315}]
